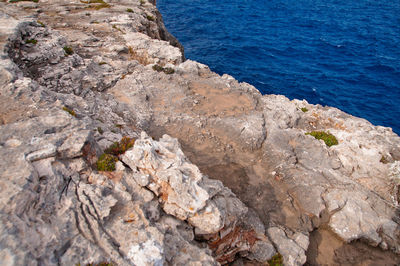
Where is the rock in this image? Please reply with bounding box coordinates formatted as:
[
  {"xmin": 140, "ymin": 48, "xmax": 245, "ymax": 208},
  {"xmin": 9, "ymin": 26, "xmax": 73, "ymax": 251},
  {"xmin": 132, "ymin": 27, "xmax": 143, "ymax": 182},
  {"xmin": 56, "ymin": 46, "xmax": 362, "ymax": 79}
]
[
  {"xmin": 1, "ymin": 1, "xmax": 400, "ymax": 265},
  {"xmin": 121, "ymin": 132, "xmax": 274, "ymax": 263},
  {"xmin": 323, "ymin": 189, "xmax": 396, "ymax": 247},
  {"xmin": 267, "ymin": 227, "xmax": 308, "ymax": 266},
  {"xmin": 121, "ymin": 132, "xmax": 212, "ymax": 223},
  {"xmin": 57, "ymin": 130, "xmax": 92, "ymax": 159}
]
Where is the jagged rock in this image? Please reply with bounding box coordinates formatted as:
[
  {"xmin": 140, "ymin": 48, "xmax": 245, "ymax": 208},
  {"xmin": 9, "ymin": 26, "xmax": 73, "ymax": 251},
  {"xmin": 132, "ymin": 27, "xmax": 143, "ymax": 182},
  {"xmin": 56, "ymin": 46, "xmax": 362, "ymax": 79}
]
[
  {"xmin": 268, "ymin": 227, "xmax": 308, "ymax": 266},
  {"xmin": 324, "ymin": 189, "xmax": 399, "ymax": 250},
  {"xmin": 124, "ymin": 32, "xmax": 182, "ymax": 66},
  {"xmin": 121, "ymin": 132, "xmax": 275, "ymax": 263},
  {"xmin": 121, "ymin": 132, "xmax": 213, "ymax": 224}
]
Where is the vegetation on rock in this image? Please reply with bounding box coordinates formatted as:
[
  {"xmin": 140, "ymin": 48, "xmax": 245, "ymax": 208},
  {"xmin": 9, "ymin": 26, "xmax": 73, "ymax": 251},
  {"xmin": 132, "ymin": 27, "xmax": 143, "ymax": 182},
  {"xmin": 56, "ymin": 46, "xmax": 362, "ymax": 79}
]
[
  {"xmin": 126, "ymin": 8, "xmax": 133, "ymax": 13},
  {"xmin": 25, "ymin": 39, "xmax": 37, "ymax": 45},
  {"xmin": 268, "ymin": 253, "xmax": 283, "ymax": 266},
  {"xmin": 163, "ymin": 67, "xmax": 175, "ymax": 74},
  {"xmin": 62, "ymin": 106, "xmax": 76, "ymax": 117},
  {"xmin": 96, "ymin": 153, "xmax": 117, "ymax": 171},
  {"xmin": 380, "ymin": 155, "xmax": 388, "ymax": 164},
  {"xmin": 301, "ymin": 107, "xmax": 308, "ymax": 112},
  {"xmin": 36, "ymin": 20, "xmax": 45, "ymax": 27},
  {"xmin": 105, "ymin": 136, "xmax": 135, "ymax": 156},
  {"xmin": 63, "ymin": 46, "xmax": 74, "ymax": 56},
  {"xmin": 146, "ymin": 15, "xmax": 155, "ymax": 21},
  {"xmin": 306, "ymin": 131, "xmax": 338, "ymax": 147},
  {"xmin": 96, "ymin": 137, "xmax": 135, "ymax": 171},
  {"xmin": 152, "ymin": 64, "xmax": 175, "ymax": 74}
]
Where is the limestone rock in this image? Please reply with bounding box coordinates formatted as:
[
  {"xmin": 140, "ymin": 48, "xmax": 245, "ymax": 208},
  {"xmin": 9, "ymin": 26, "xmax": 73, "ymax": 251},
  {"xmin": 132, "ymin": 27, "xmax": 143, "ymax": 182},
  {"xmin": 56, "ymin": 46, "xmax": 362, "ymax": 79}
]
[
  {"xmin": 1, "ymin": 1, "xmax": 400, "ymax": 265},
  {"xmin": 121, "ymin": 132, "xmax": 212, "ymax": 223},
  {"xmin": 268, "ymin": 227, "xmax": 308, "ymax": 266}
]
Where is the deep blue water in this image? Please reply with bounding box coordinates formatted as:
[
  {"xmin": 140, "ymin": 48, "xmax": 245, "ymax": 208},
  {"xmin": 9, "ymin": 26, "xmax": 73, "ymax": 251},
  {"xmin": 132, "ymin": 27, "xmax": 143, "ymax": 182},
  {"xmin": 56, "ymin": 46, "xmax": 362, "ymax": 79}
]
[{"xmin": 158, "ymin": 0, "xmax": 400, "ymax": 135}]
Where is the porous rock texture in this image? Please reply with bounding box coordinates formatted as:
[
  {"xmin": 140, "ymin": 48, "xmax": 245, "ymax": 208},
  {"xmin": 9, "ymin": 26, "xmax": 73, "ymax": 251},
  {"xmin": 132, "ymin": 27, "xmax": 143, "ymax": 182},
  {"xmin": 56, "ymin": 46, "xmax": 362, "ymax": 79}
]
[{"xmin": 0, "ymin": 0, "xmax": 399, "ymax": 265}]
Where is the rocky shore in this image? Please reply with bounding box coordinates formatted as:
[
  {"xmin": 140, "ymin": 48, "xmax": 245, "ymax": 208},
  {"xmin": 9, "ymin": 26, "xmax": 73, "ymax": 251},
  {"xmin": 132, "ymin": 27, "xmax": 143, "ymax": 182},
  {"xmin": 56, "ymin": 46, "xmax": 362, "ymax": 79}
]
[{"xmin": 0, "ymin": 0, "xmax": 399, "ymax": 265}]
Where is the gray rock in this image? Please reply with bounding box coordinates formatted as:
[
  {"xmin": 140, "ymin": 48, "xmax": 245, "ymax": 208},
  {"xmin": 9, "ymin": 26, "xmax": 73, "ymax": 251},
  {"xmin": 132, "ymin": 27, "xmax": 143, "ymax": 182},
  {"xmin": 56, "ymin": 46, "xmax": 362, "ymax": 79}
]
[{"xmin": 267, "ymin": 227, "xmax": 307, "ymax": 266}]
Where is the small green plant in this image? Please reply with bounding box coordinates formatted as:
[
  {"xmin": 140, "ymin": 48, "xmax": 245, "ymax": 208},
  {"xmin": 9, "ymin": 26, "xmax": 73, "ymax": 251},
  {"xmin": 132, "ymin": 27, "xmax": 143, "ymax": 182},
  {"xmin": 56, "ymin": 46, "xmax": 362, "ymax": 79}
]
[
  {"xmin": 380, "ymin": 155, "xmax": 389, "ymax": 164},
  {"xmin": 301, "ymin": 107, "xmax": 308, "ymax": 112},
  {"xmin": 112, "ymin": 24, "xmax": 123, "ymax": 33},
  {"xmin": 126, "ymin": 8, "xmax": 133, "ymax": 13},
  {"xmin": 104, "ymin": 136, "xmax": 135, "ymax": 156},
  {"xmin": 96, "ymin": 153, "xmax": 117, "ymax": 171},
  {"xmin": 97, "ymin": 127, "xmax": 104, "ymax": 134},
  {"xmin": 146, "ymin": 15, "xmax": 155, "ymax": 21},
  {"xmin": 37, "ymin": 20, "xmax": 45, "ymax": 27},
  {"xmin": 63, "ymin": 46, "xmax": 74, "ymax": 55},
  {"xmin": 306, "ymin": 131, "xmax": 338, "ymax": 147},
  {"xmin": 163, "ymin": 67, "xmax": 174, "ymax": 74},
  {"xmin": 139, "ymin": 0, "xmax": 145, "ymax": 6},
  {"xmin": 152, "ymin": 65, "xmax": 174, "ymax": 74},
  {"xmin": 268, "ymin": 253, "xmax": 283, "ymax": 266},
  {"xmin": 25, "ymin": 39, "xmax": 37, "ymax": 45},
  {"xmin": 62, "ymin": 106, "xmax": 76, "ymax": 117},
  {"xmin": 152, "ymin": 64, "xmax": 164, "ymax": 72},
  {"xmin": 98, "ymin": 61, "xmax": 107, "ymax": 65},
  {"xmin": 96, "ymin": 137, "xmax": 135, "ymax": 171}
]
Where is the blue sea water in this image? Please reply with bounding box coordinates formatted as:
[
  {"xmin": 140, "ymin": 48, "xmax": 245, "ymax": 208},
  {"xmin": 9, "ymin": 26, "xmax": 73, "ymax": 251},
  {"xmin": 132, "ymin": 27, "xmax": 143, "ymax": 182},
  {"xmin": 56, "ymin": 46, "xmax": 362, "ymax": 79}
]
[{"xmin": 157, "ymin": 0, "xmax": 400, "ymax": 135}]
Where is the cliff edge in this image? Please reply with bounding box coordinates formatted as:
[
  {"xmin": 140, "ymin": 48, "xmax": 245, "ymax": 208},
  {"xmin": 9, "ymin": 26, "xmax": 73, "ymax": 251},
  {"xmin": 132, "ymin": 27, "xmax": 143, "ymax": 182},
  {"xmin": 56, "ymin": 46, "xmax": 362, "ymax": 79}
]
[{"xmin": 0, "ymin": 0, "xmax": 399, "ymax": 265}]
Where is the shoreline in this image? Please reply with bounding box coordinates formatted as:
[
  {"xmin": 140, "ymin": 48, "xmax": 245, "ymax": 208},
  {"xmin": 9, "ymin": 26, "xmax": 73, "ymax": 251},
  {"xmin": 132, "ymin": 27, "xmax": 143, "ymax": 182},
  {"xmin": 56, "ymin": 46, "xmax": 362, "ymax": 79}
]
[{"xmin": 156, "ymin": 0, "xmax": 400, "ymax": 136}]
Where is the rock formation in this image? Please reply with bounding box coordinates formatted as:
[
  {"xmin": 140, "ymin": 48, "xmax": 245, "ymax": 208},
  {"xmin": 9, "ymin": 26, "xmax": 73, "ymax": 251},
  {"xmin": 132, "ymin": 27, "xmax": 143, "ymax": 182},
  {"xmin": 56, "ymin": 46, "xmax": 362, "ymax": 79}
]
[{"xmin": 0, "ymin": 0, "xmax": 399, "ymax": 265}]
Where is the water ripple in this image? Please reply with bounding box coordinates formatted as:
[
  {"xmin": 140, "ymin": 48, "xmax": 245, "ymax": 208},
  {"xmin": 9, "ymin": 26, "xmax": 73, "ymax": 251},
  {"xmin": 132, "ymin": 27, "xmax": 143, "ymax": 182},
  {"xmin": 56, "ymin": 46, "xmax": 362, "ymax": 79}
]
[{"xmin": 158, "ymin": 0, "xmax": 400, "ymax": 134}]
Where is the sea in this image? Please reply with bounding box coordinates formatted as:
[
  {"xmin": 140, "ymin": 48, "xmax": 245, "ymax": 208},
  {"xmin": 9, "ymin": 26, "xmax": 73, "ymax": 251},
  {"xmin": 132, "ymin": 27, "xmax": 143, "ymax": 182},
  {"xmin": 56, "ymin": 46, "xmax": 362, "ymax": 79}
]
[{"xmin": 157, "ymin": 0, "xmax": 400, "ymax": 135}]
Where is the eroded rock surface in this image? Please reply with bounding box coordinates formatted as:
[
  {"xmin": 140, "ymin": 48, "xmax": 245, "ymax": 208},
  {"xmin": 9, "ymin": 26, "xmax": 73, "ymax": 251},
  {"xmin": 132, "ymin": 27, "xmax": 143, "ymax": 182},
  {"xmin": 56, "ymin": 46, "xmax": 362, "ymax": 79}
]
[{"xmin": 0, "ymin": 0, "xmax": 400, "ymax": 265}]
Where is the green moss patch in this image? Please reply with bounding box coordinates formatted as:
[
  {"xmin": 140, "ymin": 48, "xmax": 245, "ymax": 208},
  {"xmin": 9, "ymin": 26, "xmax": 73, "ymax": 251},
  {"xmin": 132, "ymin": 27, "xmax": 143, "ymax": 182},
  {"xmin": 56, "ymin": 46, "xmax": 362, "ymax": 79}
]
[
  {"xmin": 126, "ymin": 8, "xmax": 133, "ymax": 13},
  {"xmin": 105, "ymin": 136, "xmax": 135, "ymax": 156},
  {"xmin": 96, "ymin": 154, "xmax": 117, "ymax": 171},
  {"xmin": 96, "ymin": 137, "xmax": 135, "ymax": 172},
  {"xmin": 63, "ymin": 46, "xmax": 74, "ymax": 56},
  {"xmin": 306, "ymin": 131, "xmax": 338, "ymax": 147},
  {"xmin": 37, "ymin": 20, "xmax": 45, "ymax": 27},
  {"xmin": 163, "ymin": 67, "xmax": 175, "ymax": 74},
  {"xmin": 152, "ymin": 64, "xmax": 175, "ymax": 75},
  {"xmin": 301, "ymin": 107, "xmax": 308, "ymax": 112},
  {"xmin": 268, "ymin": 253, "xmax": 283, "ymax": 266},
  {"xmin": 146, "ymin": 15, "xmax": 155, "ymax": 21},
  {"xmin": 25, "ymin": 39, "xmax": 37, "ymax": 45},
  {"xmin": 62, "ymin": 106, "xmax": 76, "ymax": 117}
]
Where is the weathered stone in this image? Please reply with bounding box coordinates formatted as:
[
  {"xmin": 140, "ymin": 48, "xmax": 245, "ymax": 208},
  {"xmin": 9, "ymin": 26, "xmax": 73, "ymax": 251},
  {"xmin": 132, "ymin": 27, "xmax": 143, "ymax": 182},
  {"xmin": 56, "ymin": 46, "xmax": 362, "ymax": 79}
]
[
  {"xmin": 121, "ymin": 132, "xmax": 211, "ymax": 219},
  {"xmin": 57, "ymin": 130, "xmax": 92, "ymax": 159},
  {"xmin": 1, "ymin": 1, "xmax": 400, "ymax": 265},
  {"xmin": 323, "ymin": 189, "xmax": 395, "ymax": 246},
  {"xmin": 267, "ymin": 227, "xmax": 307, "ymax": 266}
]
